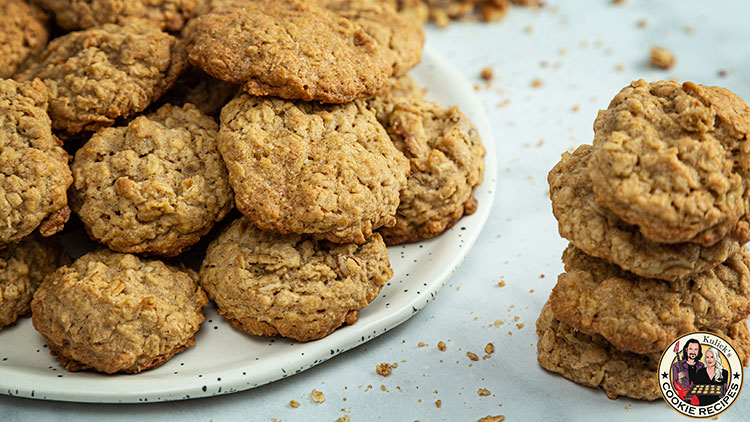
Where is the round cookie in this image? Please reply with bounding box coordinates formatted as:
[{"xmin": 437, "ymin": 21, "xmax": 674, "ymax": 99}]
[
  {"xmin": 588, "ymin": 79, "xmax": 750, "ymax": 247},
  {"xmin": 0, "ymin": 235, "xmax": 69, "ymax": 330},
  {"xmin": 15, "ymin": 22, "xmax": 187, "ymax": 137},
  {"xmin": 31, "ymin": 250, "xmax": 207, "ymax": 373},
  {"xmin": 158, "ymin": 67, "xmax": 237, "ymax": 117},
  {"xmin": 0, "ymin": 0, "xmax": 49, "ymax": 79},
  {"xmin": 314, "ymin": 0, "xmax": 424, "ymax": 77},
  {"xmin": 34, "ymin": 0, "xmax": 194, "ymax": 31},
  {"xmin": 549, "ymin": 144, "xmax": 741, "ymax": 281},
  {"xmin": 0, "ymin": 78, "xmax": 72, "ymax": 245},
  {"xmin": 536, "ymin": 301, "xmax": 661, "ymax": 401},
  {"xmin": 218, "ymin": 94, "xmax": 409, "ymax": 244},
  {"xmin": 183, "ymin": 0, "xmax": 391, "ymax": 103},
  {"xmin": 199, "ymin": 217, "xmax": 393, "ymax": 342},
  {"xmin": 71, "ymin": 103, "xmax": 233, "ymax": 257},
  {"xmin": 377, "ymin": 97, "xmax": 485, "ymax": 245},
  {"xmin": 550, "ymin": 245, "xmax": 750, "ymax": 355},
  {"xmin": 537, "ymin": 300, "xmax": 750, "ymax": 400}
]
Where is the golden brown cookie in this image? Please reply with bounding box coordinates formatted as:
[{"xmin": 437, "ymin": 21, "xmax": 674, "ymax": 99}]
[
  {"xmin": 31, "ymin": 250, "xmax": 207, "ymax": 373},
  {"xmin": 588, "ymin": 80, "xmax": 750, "ymax": 247},
  {"xmin": 0, "ymin": 0, "xmax": 49, "ymax": 79},
  {"xmin": 0, "ymin": 235, "xmax": 69, "ymax": 330},
  {"xmin": 549, "ymin": 144, "xmax": 741, "ymax": 281},
  {"xmin": 183, "ymin": 0, "xmax": 391, "ymax": 103},
  {"xmin": 314, "ymin": 0, "xmax": 424, "ymax": 77},
  {"xmin": 218, "ymin": 94, "xmax": 409, "ymax": 244},
  {"xmin": 199, "ymin": 218, "xmax": 393, "ymax": 342},
  {"xmin": 376, "ymin": 97, "xmax": 485, "ymax": 244},
  {"xmin": 71, "ymin": 103, "xmax": 233, "ymax": 257},
  {"xmin": 550, "ymin": 245, "xmax": 750, "ymax": 354},
  {"xmin": 537, "ymin": 301, "xmax": 750, "ymax": 400},
  {"xmin": 537, "ymin": 301, "xmax": 661, "ymax": 401},
  {"xmin": 34, "ymin": 0, "xmax": 194, "ymax": 31},
  {"xmin": 0, "ymin": 78, "xmax": 72, "ymax": 245},
  {"xmin": 158, "ymin": 67, "xmax": 238, "ymax": 117},
  {"xmin": 15, "ymin": 22, "xmax": 187, "ymax": 137}
]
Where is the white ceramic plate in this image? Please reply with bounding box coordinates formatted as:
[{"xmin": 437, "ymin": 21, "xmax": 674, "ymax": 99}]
[{"xmin": 0, "ymin": 46, "xmax": 497, "ymax": 403}]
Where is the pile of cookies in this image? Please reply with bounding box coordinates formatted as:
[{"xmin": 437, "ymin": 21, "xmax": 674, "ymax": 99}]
[
  {"xmin": 0, "ymin": 0, "xmax": 485, "ymax": 374},
  {"xmin": 538, "ymin": 79, "xmax": 750, "ymax": 400}
]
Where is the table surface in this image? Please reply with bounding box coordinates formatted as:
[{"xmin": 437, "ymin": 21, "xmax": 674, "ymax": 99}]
[{"xmin": 4, "ymin": 0, "xmax": 750, "ymax": 420}]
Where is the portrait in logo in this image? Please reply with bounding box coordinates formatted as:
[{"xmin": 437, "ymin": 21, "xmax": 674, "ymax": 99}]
[{"xmin": 659, "ymin": 331, "xmax": 744, "ymax": 418}]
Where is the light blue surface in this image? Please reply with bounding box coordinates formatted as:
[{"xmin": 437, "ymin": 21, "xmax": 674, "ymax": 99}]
[{"xmin": 3, "ymin": 0, "xmax": 750, "ymax": 420}]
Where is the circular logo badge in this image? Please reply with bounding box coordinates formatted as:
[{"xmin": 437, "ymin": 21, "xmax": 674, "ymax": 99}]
[{"xmin": 659, "ymin": 331, "xmax": 744, "ymax": 418}]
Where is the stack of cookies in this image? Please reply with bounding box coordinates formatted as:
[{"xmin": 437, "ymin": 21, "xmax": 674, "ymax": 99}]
[
  {"xmin": 537, "ymin": 79, "xmax": 750, "ymax": 400},
  {"xmin": 0, "ymin": 0, "xmax": 485, "ymax": 374}
]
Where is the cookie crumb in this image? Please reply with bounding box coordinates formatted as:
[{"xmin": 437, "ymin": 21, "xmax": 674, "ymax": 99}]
[
  {"xmin": 478, "ymin": 388, "xmax": 491, "ymax": 396},
  {"xmin": 380, "ymin": 385, "xmax": 388, "ymax": 392},
  {"xmin": 684, "ymin": 25, "xmax": 695, "ymax": 35},
  {"xmin": 438, "ymin": 341, "xmax": 446, "ymax": 351},
  {"xmin": 517, "ymin": 323, "xmax": 525, "ymax": 330},
  {"xmin": 531, "ymin": 78, "xmax": 544, "ymax": 88},
  {"xmin": 649, "ymin": 46, "xmax": 675, "ymax": 69},
  {"xmin": 480, "ymin": 67, "xmax": 494, "ymax": 81},
  {"xmin": 718, "ymin": 69, "xmax": 728, "ymax": 78},
  {"xmin": 498, "ymin": 281, "xmax": 506, "ymax": 287},
  {"xmin": 418, "ymin": 341, "xmax": 427, "ymax": 347},
  {"xmin": 485, "ymin": 343, "xmax": 495, "ymax": 354},
  {"xmin": 637, "ymin": 18, "xmax": 648, "ymax": 28},
  {"xmin": 478, "ymin": 416, "xmax": 505, "ymax": 422},
  {"xmin": 311, "ymin": 389, "xmax": 326, "ymax": 403},
  {"xmin": 336, "ymin": 416, "xmax": 350, "ymax": 422},
  {"xmin": 289, "ymin": 400, "xmax": 300, "ymax": 408},
  {"xmin": 466, "ymin": 352, "xmax": 479, "ymax": 361},
  {"xmin": 376, "ymin": 362, "xmax": 393, "ymax": 377},
  {"xmin": 435, "ymin": 399, "xmax": 442, "ymax": 408},
  {"xmin": 615, "ymin": 63, "xmax": 625, "ymax": 72}
]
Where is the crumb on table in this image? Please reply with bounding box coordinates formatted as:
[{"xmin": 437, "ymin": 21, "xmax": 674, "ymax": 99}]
[
  {"xmin": 376, "ymin": 362, "xmax": 393, "ymax": 377},
  {"xmin": 649, "ymin": 46, "xmax": 675, "ymax": 69},
  {"xmin": 311, "ymin": 389, "xmax": 326, "ymax": 403}
]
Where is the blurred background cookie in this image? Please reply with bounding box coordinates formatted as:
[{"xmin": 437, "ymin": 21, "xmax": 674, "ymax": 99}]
[{"xmin": 0, "ymin": 0, "xmax": 49, "ymax": 79}]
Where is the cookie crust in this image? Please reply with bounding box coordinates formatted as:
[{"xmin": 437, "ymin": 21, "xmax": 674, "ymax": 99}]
[
  {"xmin": 218, "ymin": 94, "xmax": 408, "ymax": 244},
  {"xmin": 16, "ymin": 22, "xmax": 187, "ymax": 136},
  {"xmin": 550, "ymin": 245, "xmax": 750, "ymax": 354},
  {"xmin": 0, "ymin": 79, "xmax": 72, "ymax": 244},
  {"xmin": 184, "ymin": 0, "xmax": 390, "ymax": 103},
  {"xmin": 549, "ymin": 144, "xmax": 740, "ymax": 281},
  {"xmin": 71, "ymin": 103, "xmax": 233, "ymax": 257},
  {"xmin": 31, "ymin": 250, "xmax": 207, "ymax": 374},
  {"xmin": 589, "ymin": 79, "xmax": 750, "ymax": 246},
  {"xmin": 377, "ymin": 97, "xmax": 485, "ymax": 244},
  {"xmin": 199, "ymin": 218, "xmax": 393, "ymax": 342}
]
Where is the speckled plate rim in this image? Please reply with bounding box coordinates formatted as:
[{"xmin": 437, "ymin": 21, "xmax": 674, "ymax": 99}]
[{"xmin": 0, "ymin": 44, "xmax": 497, "ymax": 403}]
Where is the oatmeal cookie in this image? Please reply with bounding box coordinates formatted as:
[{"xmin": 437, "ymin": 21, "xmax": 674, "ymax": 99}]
[
  {"xmin": 31, "ymin": 250, "xmax": 207, "ymax": 373},
  {"xmin": 158, "ymin": 67, "xmax": 237, "ymax": 117},
  {"xmin": 183, "ymin": 0, "xmax": 391, "ymax": 103},
  {"xmin": 0, "ymin": 0, "xmax": 49, "ymax": 79},
  {"xmin": 537, "ymin": 301, "xmax": 750, "ymax": 400},
  {"xmin": 550, "ymin": 245, "xmax": 750, "ymax": 355},
  {"xmin": 0, "ymin": 78, "xmax": 72, "ymax": 244},
  {"xmin": 0, "ymin": 235, "xmax": 68, "ymax": 330},
  {"xmin": 377, "ymin": 97, "xmax": 485, "ymax": 244},
  {"xmin": 199, "ymin": 218, "xmax": 393, "ymax": 342},
  {"xmin": 537, "ymin": 301, "xmax": 661, "ymax": 401},
  {"xmin": 71, "ymin": 103, "xmax": 233, "ymax": 257},
  {"xmin": 15, "ymin": 22, "xmax": 187, "ymax": 136},
  {"xmin": 588, "ymin": 80, "xmax": 750, "ymax": 246},
  {"xmin": 218, "ymin": 94, "xmax": 408, "ymax": 244},
  {"xmin": 34, "ymin": 0, "xmax": 194, "ymax": 31},
  {"xmin": 314, "ymin": 0, "xmax": 424, "ymax": 77},
  {"xmin": 549, "ymin": 145, "xmax": 740, "ymax": 281},
  {"xmin": 367, "ymin": 74, "xmax": 426, "ymax": 125}
]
